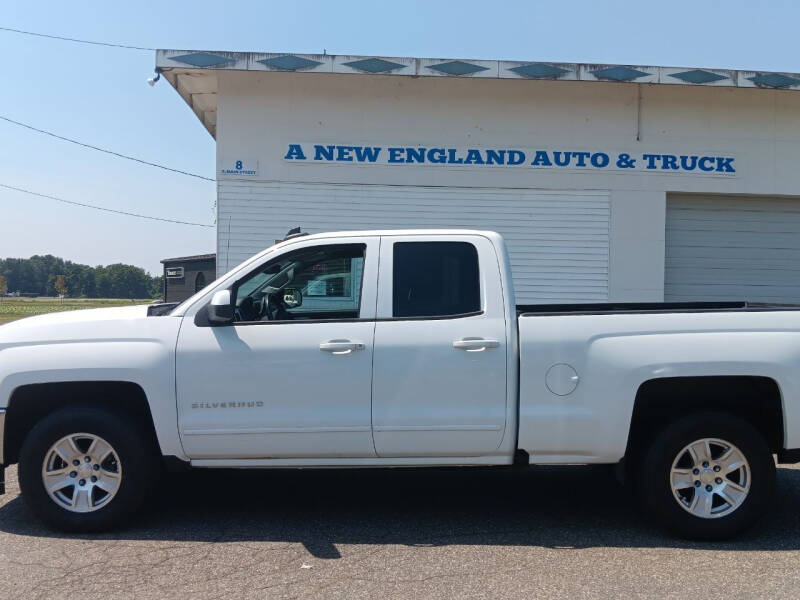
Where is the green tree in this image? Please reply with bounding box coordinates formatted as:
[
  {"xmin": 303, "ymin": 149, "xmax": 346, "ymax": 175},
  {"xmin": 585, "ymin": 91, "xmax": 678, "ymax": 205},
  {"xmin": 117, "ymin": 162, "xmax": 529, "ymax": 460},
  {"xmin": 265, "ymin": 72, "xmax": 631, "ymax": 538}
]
[
  {"xmin": 95, "ymin": 264, "xmax": 153, "ymax": 298},
  {"xmin": 150, "ymin": 275, "xmax": 164, "ymax": 300},
  {"xmin": 0, "ymin": 256, "xmax": 162, "ymax": 298},
  {"xmin": 54, "ymin": 275, "xmax": 68, "ymax": 299},
  {"xmin": 0, "ymin": 274, "xmax": 7, "ymax": 302}
]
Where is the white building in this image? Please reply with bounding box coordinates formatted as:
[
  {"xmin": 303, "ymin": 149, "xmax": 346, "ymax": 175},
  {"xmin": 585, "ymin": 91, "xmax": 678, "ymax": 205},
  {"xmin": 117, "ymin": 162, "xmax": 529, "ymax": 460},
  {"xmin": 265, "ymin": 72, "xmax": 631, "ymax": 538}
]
[{"xmin": 157, "ymin": 50, "xmax": 800, "ymax": 304}]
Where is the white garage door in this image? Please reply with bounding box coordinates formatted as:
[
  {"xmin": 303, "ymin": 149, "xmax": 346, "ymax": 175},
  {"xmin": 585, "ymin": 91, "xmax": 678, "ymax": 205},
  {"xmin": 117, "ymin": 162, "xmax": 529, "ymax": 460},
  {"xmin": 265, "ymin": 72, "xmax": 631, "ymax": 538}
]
[
  {"xmin": 218, "ymin": 182, "xmax": 610, "ymax": 304},
  {"xmin": 666, "ymin": 194, "xmax": 800, "ymax": 302}
]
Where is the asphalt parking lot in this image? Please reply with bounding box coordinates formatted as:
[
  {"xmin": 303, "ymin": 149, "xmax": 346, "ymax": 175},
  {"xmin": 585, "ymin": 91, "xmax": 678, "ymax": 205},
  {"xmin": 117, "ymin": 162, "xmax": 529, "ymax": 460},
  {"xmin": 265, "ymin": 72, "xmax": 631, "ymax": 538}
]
[{"xmin": 1, "ymin": 463, "xmax": 800, "ymax": 600}]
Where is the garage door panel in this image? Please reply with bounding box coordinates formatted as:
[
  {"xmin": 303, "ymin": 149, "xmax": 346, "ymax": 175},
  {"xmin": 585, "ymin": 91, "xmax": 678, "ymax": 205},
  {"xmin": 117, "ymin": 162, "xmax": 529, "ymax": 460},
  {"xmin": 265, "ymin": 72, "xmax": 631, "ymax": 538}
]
[
  {"xmin": 219, "ymin": 182, "xmax": 610, "ymax": 304},
  {"xmin": 250, "ymin": 209, "xmax": 610, "ymax": 226},
  {"xmin": 667, "ymin": 285, "xmax": 800, "ymax": 302},
  {"xmin": 668, "ymin": 217, "xmax": 800, "ymax": 232},
  {"xmin": 666, "ymin": 268, "xmax": 800, "ymax": 284},
  {"xmin": 669, "ymin": 206, "xmax": 800, "ymax": 220},
  {"xmin": 667, "ymin": 248, "xmax": 800, "ymax": 263},
  {"xmin": 665, "ymin": 195, "xmax": 800, "ymax": 303},
  {"xmin": 668, "ymin": 232, "xmax": 800, "ymax": 249},
  {"xmin": 667, "ymin": 261, "xmax": 800, "ymax": 273},
  {"xmin": 668, "ymin": 201, "xmax": 800, "ymax": 211}
]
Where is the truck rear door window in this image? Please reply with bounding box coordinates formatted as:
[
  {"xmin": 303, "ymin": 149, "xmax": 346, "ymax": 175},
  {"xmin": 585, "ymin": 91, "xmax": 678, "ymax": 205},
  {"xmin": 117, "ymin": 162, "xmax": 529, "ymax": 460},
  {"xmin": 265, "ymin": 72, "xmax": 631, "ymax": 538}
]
[{"xmin": 393, "ymin": 241, "xmax": 480, "ymax": 318}]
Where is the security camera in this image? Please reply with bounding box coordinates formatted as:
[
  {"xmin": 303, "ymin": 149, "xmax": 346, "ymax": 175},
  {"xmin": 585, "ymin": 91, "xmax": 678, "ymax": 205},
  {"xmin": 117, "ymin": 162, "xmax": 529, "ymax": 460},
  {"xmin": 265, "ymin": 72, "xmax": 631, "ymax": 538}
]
[{"xmin": 147, "ymin": 70, "xmax": 161, "ymax": 87}]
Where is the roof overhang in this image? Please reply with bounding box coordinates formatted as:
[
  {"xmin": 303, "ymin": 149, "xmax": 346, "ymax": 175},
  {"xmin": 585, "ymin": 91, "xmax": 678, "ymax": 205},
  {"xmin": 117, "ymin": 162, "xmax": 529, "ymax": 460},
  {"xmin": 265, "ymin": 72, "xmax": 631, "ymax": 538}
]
[
  {"xmin": 161, "ymin": 253, "xmax": 216, "ymax": 264},
  {"xmin": 157, "ymin": 49, "xmax": 800, "ymax": 139}
]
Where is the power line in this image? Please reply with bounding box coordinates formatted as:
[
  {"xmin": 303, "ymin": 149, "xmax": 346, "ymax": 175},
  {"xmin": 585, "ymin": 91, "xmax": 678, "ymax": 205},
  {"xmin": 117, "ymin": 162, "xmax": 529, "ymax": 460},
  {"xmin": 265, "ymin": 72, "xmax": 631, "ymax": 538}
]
[
  {"xmin": 0, "ymin": 26, "xmax": 154, "ymax": 51},
  {"xmin": 0, "ymin": 115, "xmax": 215, "ymax": 182},
  {"xmin": 0, "ymin": 183, "xmax": 214, "ymax": 228}
]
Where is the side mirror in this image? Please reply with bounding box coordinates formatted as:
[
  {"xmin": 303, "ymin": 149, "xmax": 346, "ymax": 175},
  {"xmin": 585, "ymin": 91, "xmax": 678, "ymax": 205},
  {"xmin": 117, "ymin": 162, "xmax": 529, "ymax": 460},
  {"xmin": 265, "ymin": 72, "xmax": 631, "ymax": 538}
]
[
  {"xmin": 207, "ymin": 289, "xmax": 234, "ymax": 325},
  {"xmin": 283, "ymin": 287, "xmax": 303, "ymax": 308}
]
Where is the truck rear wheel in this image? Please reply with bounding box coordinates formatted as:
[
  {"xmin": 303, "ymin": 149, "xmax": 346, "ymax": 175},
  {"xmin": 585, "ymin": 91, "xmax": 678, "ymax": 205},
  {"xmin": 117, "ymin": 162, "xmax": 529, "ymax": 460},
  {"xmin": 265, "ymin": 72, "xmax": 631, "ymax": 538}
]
[
  {"xmin": 637, "ymin": 411, "xmax": 775, "ymax": 540},
  {"xmin": 18, "ymin": 406, "xmax": 159, "ymax": 532}
]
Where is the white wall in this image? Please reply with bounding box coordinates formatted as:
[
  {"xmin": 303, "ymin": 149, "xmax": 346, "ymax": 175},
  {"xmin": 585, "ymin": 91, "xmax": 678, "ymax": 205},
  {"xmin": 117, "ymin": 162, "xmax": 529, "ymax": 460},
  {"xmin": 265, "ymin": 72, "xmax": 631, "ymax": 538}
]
[
  {"xmin": 608, "ymin": 190, "xmax": 666, "ymax": 301},
  {"xmin": 214, "ymin": 71, "xmax": 800, "ymax": 301}
]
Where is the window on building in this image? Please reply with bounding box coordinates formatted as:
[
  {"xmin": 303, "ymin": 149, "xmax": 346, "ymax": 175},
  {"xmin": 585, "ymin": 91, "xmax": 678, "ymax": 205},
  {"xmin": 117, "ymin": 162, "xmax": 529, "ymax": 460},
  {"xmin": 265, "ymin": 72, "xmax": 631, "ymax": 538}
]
[
  {"xmin": 233, "ymin": 244, "xmax": 365, "ymax": 322},
  {"xmin": 392, "ymin": 242, "xmax": 480, "ymax": 318},
  {"xmin": 194, "ymin": 271, "xmax": 206, "ymax": 292}
]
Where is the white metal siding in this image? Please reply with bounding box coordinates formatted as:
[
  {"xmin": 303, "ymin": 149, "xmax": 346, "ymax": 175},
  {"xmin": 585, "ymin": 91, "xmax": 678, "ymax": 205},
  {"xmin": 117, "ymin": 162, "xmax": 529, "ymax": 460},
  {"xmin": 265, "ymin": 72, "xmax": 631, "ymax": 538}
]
[
  {"xmin": 666, "ymin": 194, "xmax": 800, "ymax": 302},
  {"xmin": 217, "ymin": 182, "xmax": 610, "ymax": 304}
]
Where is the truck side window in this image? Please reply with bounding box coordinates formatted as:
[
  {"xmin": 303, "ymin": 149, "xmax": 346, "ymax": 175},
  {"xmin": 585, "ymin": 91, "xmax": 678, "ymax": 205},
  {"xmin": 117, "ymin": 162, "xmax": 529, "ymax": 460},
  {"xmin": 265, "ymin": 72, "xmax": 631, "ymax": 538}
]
[
  {"xmin": 234, "ymin": 244, "xmax": 366, "ymax": 322},
  {"xmin": 393, "ymin": 242, "xmax": 480, "ymax": 318}
]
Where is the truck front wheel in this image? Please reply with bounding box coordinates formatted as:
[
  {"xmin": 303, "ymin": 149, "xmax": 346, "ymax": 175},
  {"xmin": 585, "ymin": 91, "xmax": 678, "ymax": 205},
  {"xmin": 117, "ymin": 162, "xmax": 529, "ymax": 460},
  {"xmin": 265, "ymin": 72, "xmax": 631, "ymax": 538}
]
[
  {"xmin": 637, "ymin": 411, "xmax": 776, "ymax": 540},
  {"xmin": 18, "ymin": 406, "xmax": 160, "ymax": 532}
]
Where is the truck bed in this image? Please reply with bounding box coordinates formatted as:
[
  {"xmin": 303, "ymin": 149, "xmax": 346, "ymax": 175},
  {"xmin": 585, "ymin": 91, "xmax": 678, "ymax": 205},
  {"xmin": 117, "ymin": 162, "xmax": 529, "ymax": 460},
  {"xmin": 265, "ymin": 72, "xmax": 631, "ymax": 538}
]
[{"xmin": 515, "ymin": 299, "xmax": 800, "ymax": 465}]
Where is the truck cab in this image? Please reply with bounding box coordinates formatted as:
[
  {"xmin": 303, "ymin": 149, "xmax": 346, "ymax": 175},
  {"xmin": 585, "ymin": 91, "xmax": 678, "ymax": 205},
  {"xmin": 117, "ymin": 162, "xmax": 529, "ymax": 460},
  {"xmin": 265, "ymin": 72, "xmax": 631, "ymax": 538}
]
[{"xmin": 178, "ymin": 230, "xmax": 517, "ymax": 463}]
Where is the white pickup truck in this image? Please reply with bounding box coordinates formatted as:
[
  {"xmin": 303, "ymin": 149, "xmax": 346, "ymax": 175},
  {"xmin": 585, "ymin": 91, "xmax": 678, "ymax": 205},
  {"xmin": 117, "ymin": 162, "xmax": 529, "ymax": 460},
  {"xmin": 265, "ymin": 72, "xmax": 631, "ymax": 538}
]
[{"xmin": 1, "ymin": 229, "xmax": 799, "ymax": 539}]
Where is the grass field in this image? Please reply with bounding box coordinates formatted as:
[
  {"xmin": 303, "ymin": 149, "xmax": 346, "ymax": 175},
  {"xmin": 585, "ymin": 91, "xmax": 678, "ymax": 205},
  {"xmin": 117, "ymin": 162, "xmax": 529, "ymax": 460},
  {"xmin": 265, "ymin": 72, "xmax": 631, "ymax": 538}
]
[{"xmin": 0, "ymin": 297, "xmax": 152, "ymax": 325}]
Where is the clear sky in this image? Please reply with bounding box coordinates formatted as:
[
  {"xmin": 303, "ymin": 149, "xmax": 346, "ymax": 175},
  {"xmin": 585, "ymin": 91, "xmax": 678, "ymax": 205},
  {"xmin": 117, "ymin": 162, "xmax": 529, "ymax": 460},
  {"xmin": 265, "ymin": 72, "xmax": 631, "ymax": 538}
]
[{"xmin": 1, "ymin": 0, "xmax": 799, "ymax": 274}]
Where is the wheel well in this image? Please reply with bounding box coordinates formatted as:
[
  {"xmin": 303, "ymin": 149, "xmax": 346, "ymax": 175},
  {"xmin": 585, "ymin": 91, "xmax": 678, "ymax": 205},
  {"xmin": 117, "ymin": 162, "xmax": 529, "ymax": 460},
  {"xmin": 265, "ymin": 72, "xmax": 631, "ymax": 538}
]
[
  {"xmin": 4, "ymin": 381, "xmax": 159, "ymax": 465},
  {"xmin": 626, "ymin": 376, "xmax": 783, "ymax": 461}
]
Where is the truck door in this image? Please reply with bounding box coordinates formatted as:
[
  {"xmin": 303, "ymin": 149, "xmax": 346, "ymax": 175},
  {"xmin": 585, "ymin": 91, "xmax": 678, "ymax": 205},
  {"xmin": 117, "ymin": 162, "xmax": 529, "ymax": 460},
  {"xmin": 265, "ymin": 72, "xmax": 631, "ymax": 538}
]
[
  {"xmin": 175, "ymin": 237, "xmax": 379, "ymax": 459},
  {"xmin": 371, "ymin": 235, "xmax": 508, "ymax": 457}
]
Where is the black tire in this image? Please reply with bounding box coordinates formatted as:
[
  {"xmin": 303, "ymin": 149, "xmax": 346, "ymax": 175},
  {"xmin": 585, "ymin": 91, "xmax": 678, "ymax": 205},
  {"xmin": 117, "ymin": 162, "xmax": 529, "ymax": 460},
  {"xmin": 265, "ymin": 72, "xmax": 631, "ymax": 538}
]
[
  {"xmin": 18, "ymin": 406, "xmax": 160, "ymax": 532},
  {"xmin": 637, "ymin": 411, "xmax": 776, "ymax": 540}
]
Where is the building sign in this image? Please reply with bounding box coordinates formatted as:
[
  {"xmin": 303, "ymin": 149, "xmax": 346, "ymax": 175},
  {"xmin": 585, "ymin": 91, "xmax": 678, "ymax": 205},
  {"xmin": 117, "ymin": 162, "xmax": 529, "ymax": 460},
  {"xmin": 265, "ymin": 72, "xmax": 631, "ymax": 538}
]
[
  {"xmin": 165, "ymin": 267, "xmax": 184, "ymax": 278},
  {"xmin": 283, "ymin": 143, "xmax": 736, "ymax": 175},
  {"xmin": 219, "ymin": 157, "xmax": 259, "ymax": 176}
]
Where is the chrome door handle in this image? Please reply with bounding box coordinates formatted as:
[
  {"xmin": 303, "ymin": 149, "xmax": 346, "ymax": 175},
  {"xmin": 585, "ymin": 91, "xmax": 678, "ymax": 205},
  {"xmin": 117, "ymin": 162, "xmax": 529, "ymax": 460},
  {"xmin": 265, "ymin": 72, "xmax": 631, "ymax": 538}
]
[
  {"xmin": 319, "ymin": 340, "xmax": 365, "ymax": 355},
  {"xmin": 452, "ymin": 338, "xmax": 500, "ymax": 351}
]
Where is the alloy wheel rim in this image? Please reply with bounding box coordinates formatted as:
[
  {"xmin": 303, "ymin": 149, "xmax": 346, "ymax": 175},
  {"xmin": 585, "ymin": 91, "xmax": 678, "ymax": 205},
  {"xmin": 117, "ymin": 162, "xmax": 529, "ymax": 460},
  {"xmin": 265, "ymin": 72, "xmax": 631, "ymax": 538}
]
[
  {"xmin": 41, "ymin": 433, "xmax": 123, "ymax": 513},
  {"xmin": 669, "ymin": 437, "xmax": 750, "ymax": 519}
]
